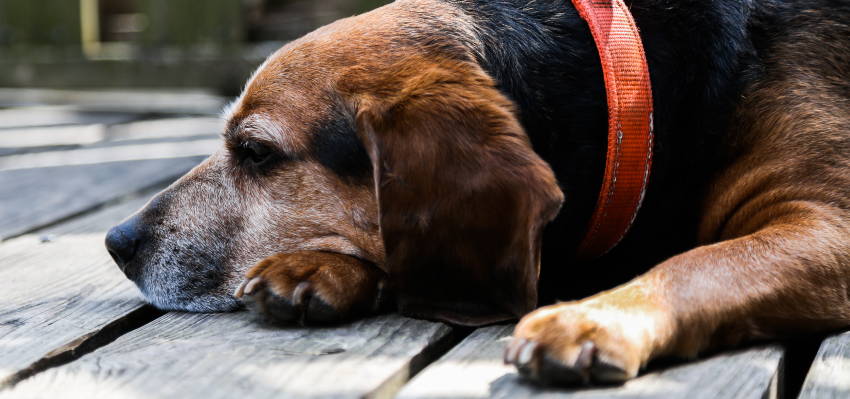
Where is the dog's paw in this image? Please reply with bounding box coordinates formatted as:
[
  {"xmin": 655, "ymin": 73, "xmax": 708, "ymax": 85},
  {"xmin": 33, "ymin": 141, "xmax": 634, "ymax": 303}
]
[
  {"xmin": 234, "ymin": 251, "xmax": 385, "ymax": 325},
  {"xmin": 505, "ymin": 298, "xmax": 670, "ymax": 386}
]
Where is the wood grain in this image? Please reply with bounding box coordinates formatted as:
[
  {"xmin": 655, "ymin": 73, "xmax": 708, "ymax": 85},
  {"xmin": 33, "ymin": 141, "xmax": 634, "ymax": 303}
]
[
  {"xmin": 0, "ymin": 137, "xmax": 219, "ymax": 172},
  {"xmin": 0, "ymin": 89, "xmax": 226, "ymax": 115},
  {"xmin": 398, "ymin": 325, "xmax": 785, "ymax": 399},
  {"xmin": 2, "ymin": 312, "xmax": 452, "ymax": 399},
  {"xmin": 0, "ymin": 116, "xmax": 222, "ymax": 154},
  {"xmin": 799, "ymin": 330, "xmax": 850, "ymax": 399},
  {"xmin": 0, "ymin": 124, "xmax": 105, "ymax": 152},
  {"xmin": 0, "ymin": 122, "xmax": 219, "ymax": 240},
  {"xmin": 105, "ymin": 117, "xmax": 223, "ymax": 142},
  {"xmin": 0, "ymin": 111, "xmax": 223, "ymax": 241},
  {"xmin": 0, "ymin": 156, "xmax": 205, "ymax": 240},
  {"xmin": 0, "ymin": 196, "xmax": 157, "ymax": 385},
  {"xmin": 0, "ymin": 106, "xmax": 138, "ymax": 130}
]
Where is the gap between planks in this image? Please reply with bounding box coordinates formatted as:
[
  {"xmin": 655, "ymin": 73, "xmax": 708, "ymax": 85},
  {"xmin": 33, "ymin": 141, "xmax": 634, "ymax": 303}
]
[
  {"xmin": 0, "ymin": 306, "xmax": 164, "ymax": 390},
  {"xmin": 1, "ymin": 307, "xmax": 473, "ymax": 398},
  {"xmin": 2, "ymin": 312, "xmax": 471, "ymax": 399},
  {"xmin": 398, "ymin": 325, "xmax": 788, "ymax": 399},
  {"xmin": 0, "ymin": 181, "xmax": 475, "ymax": 397},
  {"xmin": 1, "ymin": 181, "xmax": 177, "ymax": 243},
  {"xmin": 367, "ymin": 326, "xmax": 474, "ymax": 399}
]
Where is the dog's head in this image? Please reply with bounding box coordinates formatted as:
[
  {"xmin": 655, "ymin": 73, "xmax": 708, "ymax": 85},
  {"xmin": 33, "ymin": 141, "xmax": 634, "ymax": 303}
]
[{"xmin": 105, "ymin": 1, "xmax": 563, "ymax": 323}]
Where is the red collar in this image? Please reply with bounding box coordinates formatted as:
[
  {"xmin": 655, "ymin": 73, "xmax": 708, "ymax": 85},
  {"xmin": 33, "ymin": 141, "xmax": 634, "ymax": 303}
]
[{"xmin": 571, "ymin": 0, "xmax": 655, "ymax": 259}]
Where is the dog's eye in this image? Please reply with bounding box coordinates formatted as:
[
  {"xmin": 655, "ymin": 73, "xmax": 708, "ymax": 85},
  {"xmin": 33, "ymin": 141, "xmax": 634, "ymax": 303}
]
[
  {"xmin": 245, "ymin": 141, "xmax": 271, "ymax": 163},
  {"xmin": 237, "ymin": 140, "xmax": 276, "ymax": 168}
]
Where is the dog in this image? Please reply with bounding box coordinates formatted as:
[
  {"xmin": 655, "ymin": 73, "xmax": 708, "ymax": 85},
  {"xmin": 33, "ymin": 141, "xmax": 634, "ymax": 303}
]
[{"xmin": 105, "ymin": 0, "xmax": 850, "ymax": 386}]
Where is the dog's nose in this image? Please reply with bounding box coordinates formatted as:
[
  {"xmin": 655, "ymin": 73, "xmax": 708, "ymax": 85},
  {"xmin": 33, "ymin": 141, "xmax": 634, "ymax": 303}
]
[{"xmin": 105, "ymin": 216, "xmax": 143, "ymax": 273}]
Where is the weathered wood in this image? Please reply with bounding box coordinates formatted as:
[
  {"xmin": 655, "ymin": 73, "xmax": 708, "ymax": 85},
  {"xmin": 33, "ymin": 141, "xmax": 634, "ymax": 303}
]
[
  {"xmin": 398, "ymin": 325, "xmax": 785, "ymax": 399},
  {"xmin": 0, "ymin": 117, "xmax": 222, "ymax": 156},
  {"xmin": 3, "ymin": 312, "xmax": 453, "ymax": 399},
  {"xmin": 0, "ymin": 124, "xmax": 104, "ymax": 149},
  {"xmin": 0, "ymin": 125, "xmax": 105, "ymax": 156},
  {"xmin": 0, "ymin": 106, "xmax": 138, "ymax": 130},
  {"xmin": 0, "ymin": 195, "xmax": 158, "ymax": 386},
  {"xmin": 0, "ymin": 124, "xmax": 219, "ymax": 240},
  {"xmin": 0, "ymin": 137, "xmax": 220, "ymax": 171},
  {"xmin": 0, "ymin": 89, "xmax": 227, "ymax": 115},
  {"xmin": 0, "ymin": 57, "xmax": 261, "ymax": 94},
  {"xmin": 105, "ymin": 117, "xmax": 224, "ymax": 142},
  {"xmin": 0, "ymin": 155, "xmax": 206, "ymax": 240},
  {"xmin": 0, "ymin": 113, "xmax": 220, "ymax": 239},
  {"xmin": 799, "ymin": 331, "xmax": 850, "ymax": 398}
]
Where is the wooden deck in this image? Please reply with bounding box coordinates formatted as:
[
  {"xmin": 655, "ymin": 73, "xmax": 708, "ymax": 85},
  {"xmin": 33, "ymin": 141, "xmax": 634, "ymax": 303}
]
[{"xmin": 0, "ymin": 89, "xmax": 847, "ymax": 399}]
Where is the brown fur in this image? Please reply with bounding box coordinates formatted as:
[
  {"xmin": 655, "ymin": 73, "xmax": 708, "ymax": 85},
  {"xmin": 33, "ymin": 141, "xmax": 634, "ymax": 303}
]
[
  {"xmin": 220, "ymin": 1, "xmax": 561, "ymax": 325},
  {"xmin": 111, "ymin": 0, "xmax": 850, "ymax": 386},
  {"xmin": 236, "ymin": 251, "xmax": 386, "ymax": 324},
  {"xmin": 509, "ymin": 14, "xmax": 850, "ymax": 383},
  {"xmin": 344, "ymin": 55, "xmax": 563, "ymax": 324}
]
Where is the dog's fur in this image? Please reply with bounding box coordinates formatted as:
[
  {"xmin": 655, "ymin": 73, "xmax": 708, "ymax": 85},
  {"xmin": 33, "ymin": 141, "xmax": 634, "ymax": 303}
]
[{"xmin": 106, "ymin": 0, "xmax": 850, "ymax": 386}]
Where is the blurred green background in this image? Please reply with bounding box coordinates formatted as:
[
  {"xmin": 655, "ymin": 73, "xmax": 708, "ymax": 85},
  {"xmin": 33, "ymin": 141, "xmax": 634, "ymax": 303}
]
[{"xmin": 0, "ymin": 0, "xmax": 392, "ymax": 94}]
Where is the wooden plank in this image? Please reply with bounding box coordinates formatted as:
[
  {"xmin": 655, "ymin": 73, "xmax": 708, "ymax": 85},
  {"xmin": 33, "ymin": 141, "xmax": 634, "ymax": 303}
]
[
  {"xmin": 0, "ymin": 136, "xmax": 220, "ymax": 171},
  {"xmin": 0, "ymin": 154, "xmax": 207, "ymax": 240},
  {"xmin": 0, "ymin": 124, "xmax": 105, "ymax": 152},
  {"xmin": 0, "ymin": 57, "xmax": 261, "ymax": 94},
  {"xmin": 0, "ymin": 195, "xmax": 159, "ymax": 386},
  {"xmin": 0, "ymin": 117, "xmax": 222, "ymax": 155},
  {"xmin": 0, "ymin": 123, "xmax": 219, "ymax": 240},
  {"xmin": 398, "ymin": 325, "xmax": 785, "ymax": 399},
  {"xmin": 3, "ymin": 312, "xmax": 453, "ymax": 399},
  {"xmin": 0, "ymin": 106, "xmax": 138, "ymax": 130},
  {"xmin": 0, "ymin": 89, "xmax": 227, "ymax": 115},
  {"xmin": 105, "ymin": 117, "xmax": 224, "ymax": 142},
  {"xmin": 799, "ymin": 331, "xmax": 850, "ymax": 398}
]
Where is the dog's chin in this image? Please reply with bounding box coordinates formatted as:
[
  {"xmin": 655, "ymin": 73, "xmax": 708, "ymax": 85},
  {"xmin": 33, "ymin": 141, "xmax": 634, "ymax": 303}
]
[
  {"xmin": 140, "ymin": 288, "xmax": 243, "ymax": 313},
  {"xmin": 126, "ymin": 260, "xmax": 245, "ymax": 313}
]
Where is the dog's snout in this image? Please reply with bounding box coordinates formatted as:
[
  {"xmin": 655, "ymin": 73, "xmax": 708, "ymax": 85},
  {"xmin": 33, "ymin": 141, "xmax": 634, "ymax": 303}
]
[{"xmin": 105, "ymin": 216, "xmax": 144, "ymax": 274}]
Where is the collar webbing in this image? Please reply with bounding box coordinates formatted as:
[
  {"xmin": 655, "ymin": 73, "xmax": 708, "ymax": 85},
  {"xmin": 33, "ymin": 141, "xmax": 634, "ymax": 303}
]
[{"xmin": 571, "ymin": 0, "xmax": 655, "ymax": 259}]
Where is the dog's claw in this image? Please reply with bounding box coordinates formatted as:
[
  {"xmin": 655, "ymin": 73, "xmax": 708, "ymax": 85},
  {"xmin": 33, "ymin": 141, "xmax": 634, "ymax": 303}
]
[
  {"xmin": 292, "ymin": 282, "xmax": 312, "ymax": 309},
  {"xmin": 233, "ymin": 279, "xmax": 248, "ymax": 298},
  {"xmin": 517, "ymin": 340, "xmax": 538, "ymax": 366},
  {"xmin": 504, "ymin": 338, "xmax": 526, "ymax": 364},
  {"xmin": 237, "ymin": 276, "xmax": 343, "ymax": 325},
  {"xmin": 234, "ymin": 277, "xmax": 263, "ymax": 298},
  {"xmin": 591, "ymin": 355, "xmax": 630, "ymax": 383},
  {"xmin": 576, "ymin": 341, "xmax": 597, "ymax": 370},
  {"xmin": 238, "ymin": 252, "xmax": 385, "ymax": 326},
  {"xmin": 505, "ymin": 338, "xmax": 543, "ymax": 381},
  {"xmin": 505, "ymin": 337, "xmax": 625, "ymax": 386},
  {"xmin": 243, "ymin": 277, "xmax": 264, "ymax": 296}
]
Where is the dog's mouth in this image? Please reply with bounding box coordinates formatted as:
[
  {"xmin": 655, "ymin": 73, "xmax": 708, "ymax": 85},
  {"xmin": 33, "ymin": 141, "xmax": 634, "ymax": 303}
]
[
  {"xmin": 125, "ymin": 243, "xmax": 377, "ymax": 314},
  {"xmin": 107, "ymin": 203, "xmax": 379, "ymax": 314},
  {"xmin": 112, "ymin": 240, "xmax": 241, "ymax": 313}
]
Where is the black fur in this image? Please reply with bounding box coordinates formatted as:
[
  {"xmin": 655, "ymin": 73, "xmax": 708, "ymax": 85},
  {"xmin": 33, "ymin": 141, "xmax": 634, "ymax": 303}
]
[
  {"xmin": 305, "ymin": 0, "xmax": 841, "ymax": 303},
  {"xmin": 310, "ymin": 105, "xmax": 373, "ymax": 183},
  {"xmin": 448, "ymin": 0, "xmax": 832, "ymax": 302}
]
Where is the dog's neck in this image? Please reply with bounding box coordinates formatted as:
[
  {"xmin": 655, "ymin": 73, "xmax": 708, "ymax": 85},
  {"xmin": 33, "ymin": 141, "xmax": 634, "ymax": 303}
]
[{"xmin": 450, "ymin": 0, "xmax": 757, "ymax": 259}]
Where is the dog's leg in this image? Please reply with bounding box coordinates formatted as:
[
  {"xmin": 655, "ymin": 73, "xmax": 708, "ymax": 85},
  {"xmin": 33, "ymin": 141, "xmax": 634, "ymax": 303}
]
[
  {"xmin": 234, "ymin": 251, "xmax": 387, "ymax": 324},
  {"xmin": 507, "ymin": 203, "xmax": 850, "ymax": 385},
  {"xmin": 507, "ymin": 30, "xmax": 850, "ymax": 384}
]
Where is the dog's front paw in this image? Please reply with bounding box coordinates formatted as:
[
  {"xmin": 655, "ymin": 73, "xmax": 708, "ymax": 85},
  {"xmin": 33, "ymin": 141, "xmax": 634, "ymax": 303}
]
[
  {"xmin": 505, "ymin": 294, "xmax": 672, "ymax": 386},
  {"xmin": 234, "ymin": 251, "xmax": 385, "ymax": 325}
]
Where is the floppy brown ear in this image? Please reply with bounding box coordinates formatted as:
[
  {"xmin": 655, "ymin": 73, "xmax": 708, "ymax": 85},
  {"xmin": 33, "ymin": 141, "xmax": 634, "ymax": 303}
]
[{"xmin": 346, "ymin": 57, "xmax": 563, "ymax": 326}]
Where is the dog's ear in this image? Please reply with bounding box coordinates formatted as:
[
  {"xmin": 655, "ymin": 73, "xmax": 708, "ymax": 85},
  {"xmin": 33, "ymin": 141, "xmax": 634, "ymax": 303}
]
[{"xmin": 343, "ymin": 57, "xmax": 563, "ymax": 326}]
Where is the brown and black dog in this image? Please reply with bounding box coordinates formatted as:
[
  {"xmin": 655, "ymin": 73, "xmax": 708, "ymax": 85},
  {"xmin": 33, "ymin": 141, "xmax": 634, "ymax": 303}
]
[{"xmin": 105, "ymin": 0, "xmax": 850, "ymax": 386}]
